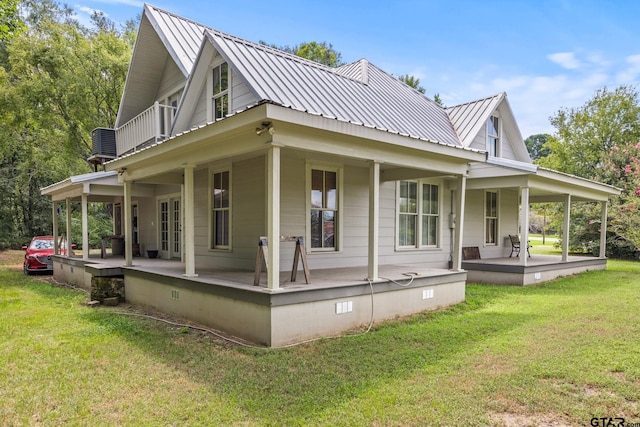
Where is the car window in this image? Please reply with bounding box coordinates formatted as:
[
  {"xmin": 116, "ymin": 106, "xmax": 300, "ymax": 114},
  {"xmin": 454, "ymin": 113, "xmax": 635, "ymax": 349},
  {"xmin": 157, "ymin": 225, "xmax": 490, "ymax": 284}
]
[{"xmin": 31, "ymin": 239, "xmax": 54, "ymax": 250}]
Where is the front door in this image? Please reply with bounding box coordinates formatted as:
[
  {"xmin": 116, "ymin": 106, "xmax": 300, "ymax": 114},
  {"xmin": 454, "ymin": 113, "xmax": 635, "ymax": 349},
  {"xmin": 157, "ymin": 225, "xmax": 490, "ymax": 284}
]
[{"xmin": 159, "ymin": 196, "xmax": 181, "ymax": 259}]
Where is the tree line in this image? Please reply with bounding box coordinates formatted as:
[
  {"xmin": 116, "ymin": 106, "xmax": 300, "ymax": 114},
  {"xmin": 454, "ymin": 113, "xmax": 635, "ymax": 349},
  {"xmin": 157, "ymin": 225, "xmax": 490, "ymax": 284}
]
[{"xmin": 1, "ymin": 0, "xmax": 638, "ymax": 257}]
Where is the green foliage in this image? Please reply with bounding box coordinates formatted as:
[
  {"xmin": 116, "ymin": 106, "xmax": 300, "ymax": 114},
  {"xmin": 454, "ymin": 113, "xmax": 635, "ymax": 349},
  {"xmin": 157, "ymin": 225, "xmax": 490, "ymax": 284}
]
[
  {"xmin": 260, "ymin": 40, "xmax": 343, "ymax": 67},
  {"xmin": 0, "ymin": 0, "xmax": 134, "ymax": 248},
  {"xmin": 539, "ymin": 85, "xmax": 640, "ymax": 178},
  {"xmin": 398, "ymin": 73, "xmax": 426, "ymax": 94},
  {"xmin": 0, "ymin": 0, "xmax": 25, "ymax": 41},
  {"xmin": 540, "ymin": 85, "xmax": 640, "ymax": 253},
  {"xmin": 525, "ymin": 133, "xmax": 552, "ymax": 160}
]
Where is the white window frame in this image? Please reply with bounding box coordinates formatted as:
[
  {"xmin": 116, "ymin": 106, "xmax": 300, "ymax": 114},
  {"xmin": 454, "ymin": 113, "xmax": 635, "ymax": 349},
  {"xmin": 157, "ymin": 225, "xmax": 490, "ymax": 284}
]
[
  {"xmin": 305, "ymin": 163, "xmax": 343, "ymax": 252},
  {"xmin": 209, "ymin": 167, "xmax": 232, "ymax": 251},
  {"xmin": 485, "ymin": 190, "xmax": 499, "ymax": 246},
  {"xmin": 396, "ymin": 180, "xmax": 442, "ymax": 250},
  {"xmin": 157, "ymin": 84, "xmax": 183, "ymax": 138},
  {"xmin": 209, "ymin": 60, "xmax": 230, "ymax": 122},
  {"xmin": 487, "ymin": 115, "xmax": 500, "ymax": 157}
]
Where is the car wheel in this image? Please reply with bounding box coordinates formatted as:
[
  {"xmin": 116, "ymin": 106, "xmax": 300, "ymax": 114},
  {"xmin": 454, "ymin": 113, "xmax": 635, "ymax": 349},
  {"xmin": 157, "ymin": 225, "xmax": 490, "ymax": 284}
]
[{"xmin": 23, "ymin": 263, "xmax": 31, "ymax": 275}]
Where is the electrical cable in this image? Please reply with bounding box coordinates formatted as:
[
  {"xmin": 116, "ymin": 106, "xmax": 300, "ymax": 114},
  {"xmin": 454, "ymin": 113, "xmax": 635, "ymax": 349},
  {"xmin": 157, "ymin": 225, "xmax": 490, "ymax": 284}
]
[{"xmin": 47, "ymin": 276, "xmax": 377, "ymax": 349}]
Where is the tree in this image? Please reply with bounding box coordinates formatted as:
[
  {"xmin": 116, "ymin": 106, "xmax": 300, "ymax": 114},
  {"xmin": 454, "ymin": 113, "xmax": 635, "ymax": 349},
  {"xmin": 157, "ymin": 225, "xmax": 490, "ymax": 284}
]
[
  {"xmin": 260, "ymin": 40, "xmax": 343, "ymax": 67},
  {"xmin": 539, "ymin": 85, "xmax": 640, "ymax": 256},
  {"xmin": 539, "ymin": 85, "xmax": 640, "ymax": 178},
  {"xmin": 0, "ymin": 0, "xmax": 134, "ymax": 248},
  {"xmin": 524, "ymin": 133, "xmax": 552, "ymax": 160},
  {"xmin": 0, "ymin": 0, "xmax": 25, "ymax": 41},
  {"xmin": 398, "ymin": 74, "xmax": 425, "ymax": 94}
]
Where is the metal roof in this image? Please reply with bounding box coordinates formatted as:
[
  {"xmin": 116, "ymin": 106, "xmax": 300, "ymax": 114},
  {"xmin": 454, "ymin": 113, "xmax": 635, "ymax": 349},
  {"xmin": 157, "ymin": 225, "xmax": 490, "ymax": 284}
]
[
  {"xmin": 445, "ymin": 93, "xmax": 504, "ymax": 147},
  {"xmin": 205, "ymin": 30, "xmax": 462, "ymax": 146},
  {"xmin": 144, "ymin": 4, "xmax": 211, "ymax": 76}
]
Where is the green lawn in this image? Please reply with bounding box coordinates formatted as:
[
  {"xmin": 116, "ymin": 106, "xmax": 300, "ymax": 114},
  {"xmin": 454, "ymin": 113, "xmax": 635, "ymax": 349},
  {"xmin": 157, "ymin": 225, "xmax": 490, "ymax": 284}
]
[{"xmin": 1, "ymin": 251, "xmax": 639, "ymax": 426}]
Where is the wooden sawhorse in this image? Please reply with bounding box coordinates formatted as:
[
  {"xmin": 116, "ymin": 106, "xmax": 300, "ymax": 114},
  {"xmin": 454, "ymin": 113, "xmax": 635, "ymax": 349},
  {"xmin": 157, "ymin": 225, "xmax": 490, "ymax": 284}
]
[{"xmin": 253, "ymin": 236, "xmax": 311, "ymax": 286}]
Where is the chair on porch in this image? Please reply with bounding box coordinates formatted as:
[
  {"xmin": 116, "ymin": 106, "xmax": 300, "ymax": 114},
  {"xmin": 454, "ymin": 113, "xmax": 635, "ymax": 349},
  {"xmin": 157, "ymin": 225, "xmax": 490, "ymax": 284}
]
[{"xmin": 509, "ymin": 234, "xmax": 531, "ymax": 258}]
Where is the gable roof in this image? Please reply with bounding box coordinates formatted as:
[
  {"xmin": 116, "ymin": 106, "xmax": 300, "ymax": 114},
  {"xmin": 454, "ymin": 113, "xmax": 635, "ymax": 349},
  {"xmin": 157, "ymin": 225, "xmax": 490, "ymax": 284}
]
[
  {"xmin": 178, "ymin": 28, "xmax": 462, "ymax": 146},
  {"xmin": 445, "ymin": 93, "xmax": 505, "ymax": 147}
]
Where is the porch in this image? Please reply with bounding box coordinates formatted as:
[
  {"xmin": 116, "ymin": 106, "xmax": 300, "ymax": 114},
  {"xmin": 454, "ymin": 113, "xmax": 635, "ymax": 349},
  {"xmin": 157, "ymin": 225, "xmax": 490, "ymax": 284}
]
[
  {"xmin": 462, "ymin": 254, "xmax": 607, "ymax": 286},
  {"xmin": 53, "ymin": 255, "xmax": 467, "ymax": 347}
]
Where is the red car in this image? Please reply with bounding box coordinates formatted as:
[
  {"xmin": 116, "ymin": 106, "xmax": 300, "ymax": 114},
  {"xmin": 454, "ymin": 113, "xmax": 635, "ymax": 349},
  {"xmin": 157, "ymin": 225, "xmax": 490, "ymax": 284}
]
[{"xmin": 22, "ymin": 236, "xmax": 74, "ymax": 275}]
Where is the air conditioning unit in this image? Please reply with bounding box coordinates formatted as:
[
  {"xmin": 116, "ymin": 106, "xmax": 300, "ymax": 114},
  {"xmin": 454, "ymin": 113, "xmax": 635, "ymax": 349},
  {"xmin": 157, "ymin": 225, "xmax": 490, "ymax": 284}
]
[{"xmin": 91, "ymin": 128, "xmax": 116, "ymax": 157}]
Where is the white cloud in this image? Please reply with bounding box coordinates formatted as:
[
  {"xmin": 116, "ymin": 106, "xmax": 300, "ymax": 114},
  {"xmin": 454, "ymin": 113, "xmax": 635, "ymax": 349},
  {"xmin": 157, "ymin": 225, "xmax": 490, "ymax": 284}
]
[
  {"xmin": 615, "ymin": 54, "xmax": 640, "ymax": 84},
  {"xmin": 548, "ymin": 52, "xmax": 581, "ymax": 70}
]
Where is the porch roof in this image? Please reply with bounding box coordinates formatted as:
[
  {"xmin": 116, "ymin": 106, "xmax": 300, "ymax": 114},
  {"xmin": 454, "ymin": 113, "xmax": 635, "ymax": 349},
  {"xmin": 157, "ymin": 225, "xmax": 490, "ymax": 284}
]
[
  {"xmin": 466, "ymin": 161, "xmax": 621, "ymax": 202},
  {"xmin": 40, "ymin": 170, "xmax": 154, "ymax": 202}
]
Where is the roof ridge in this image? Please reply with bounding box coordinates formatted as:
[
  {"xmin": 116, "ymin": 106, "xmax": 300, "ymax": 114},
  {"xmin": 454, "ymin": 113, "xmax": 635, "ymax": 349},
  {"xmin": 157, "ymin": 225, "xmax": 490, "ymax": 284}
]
[{"xmin": 446, "ymin": 92, "xmax": 505, "ymax": 110}]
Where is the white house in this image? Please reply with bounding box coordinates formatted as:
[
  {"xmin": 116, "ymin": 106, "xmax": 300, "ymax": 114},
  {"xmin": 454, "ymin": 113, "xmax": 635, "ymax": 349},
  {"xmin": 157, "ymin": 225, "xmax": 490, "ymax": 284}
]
[{"xmin": 42, "ymin": 4, "xmax": 619, "ymax": 346}]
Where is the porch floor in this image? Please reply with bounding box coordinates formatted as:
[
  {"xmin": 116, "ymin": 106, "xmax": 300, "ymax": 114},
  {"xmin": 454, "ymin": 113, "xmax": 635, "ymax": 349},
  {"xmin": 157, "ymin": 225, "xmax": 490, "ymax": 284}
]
[
  {"xmin": 80, "ymin": 254, "xmax": 458, "ymax": 293},
  {"xmin": 461, "ymin": 254, "xmax": 607, "ymax": 285}
]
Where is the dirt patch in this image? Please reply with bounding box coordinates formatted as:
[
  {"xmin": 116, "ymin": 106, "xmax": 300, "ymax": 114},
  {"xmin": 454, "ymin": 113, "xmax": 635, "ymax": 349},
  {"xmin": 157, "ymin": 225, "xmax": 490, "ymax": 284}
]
[
  {"xmin": 489, "ymin": 411, "xmax": 572, "ymax": 427},
  {"xmin": 0, "ymin": 249, "xmax": 25, "ymax": 270}
]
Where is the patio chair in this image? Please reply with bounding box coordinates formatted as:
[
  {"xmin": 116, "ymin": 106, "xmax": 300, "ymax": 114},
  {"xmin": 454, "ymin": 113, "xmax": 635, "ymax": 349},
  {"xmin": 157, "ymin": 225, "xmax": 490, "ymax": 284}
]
[{"xmin": 509, "ymin": 234, "xmax": 531, "ymax": 258}]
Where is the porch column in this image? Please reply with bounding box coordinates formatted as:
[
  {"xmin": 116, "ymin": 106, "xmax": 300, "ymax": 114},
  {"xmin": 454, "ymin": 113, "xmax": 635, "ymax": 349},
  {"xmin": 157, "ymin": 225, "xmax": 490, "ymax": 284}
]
[
  {"xmin": 52, "ymin": 202, "xmax": 59, "ymax": 255},
  {"xmin": 123, "ymin": 180, "xmax": 133, "ymax": 267},
  {"xmin": 599, "ymin": 201, "xmax": 608, "ymax": 259},
  {"xmin": 367, "ymin": 161, "xmax": 380, "ymax": 280},
  {"xmin": 183, "ymin": 163, "xmax": 197, "ymax": 277},
  {"xmin": 452, "ymin": 174, "xmax": 467, "ymax": 271},
  {"xmin": 81, "ymin": 193, "xmax": 89, "ymax": 261},
  {"xmin": 519, "ymin": 187, "xmax": 530, "ymax": 267},
  {"xmin": 66, "ymin": 198, "xmax": 73, "ymax": 257},
  {"xmin": 562, "ymin": 194, "xmax": 571, "ymax": 262},
  {"xmin": 267, "ymin": 144, "xmax": 281, "ymax": 290}
]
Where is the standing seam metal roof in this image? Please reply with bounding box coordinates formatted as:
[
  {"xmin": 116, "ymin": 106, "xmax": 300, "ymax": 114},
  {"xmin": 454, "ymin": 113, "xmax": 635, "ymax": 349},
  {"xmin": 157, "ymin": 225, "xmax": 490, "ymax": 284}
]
[{"xmin": 146, "ymin": 3, "xmax": 462, "ymax": 146}]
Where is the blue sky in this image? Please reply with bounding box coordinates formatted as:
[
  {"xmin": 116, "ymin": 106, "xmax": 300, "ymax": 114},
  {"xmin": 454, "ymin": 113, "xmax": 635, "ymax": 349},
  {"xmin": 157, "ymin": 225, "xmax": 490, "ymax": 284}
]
[{"xmin": 71, "ymin": 0, "xmax": 640, "ymax": 138}]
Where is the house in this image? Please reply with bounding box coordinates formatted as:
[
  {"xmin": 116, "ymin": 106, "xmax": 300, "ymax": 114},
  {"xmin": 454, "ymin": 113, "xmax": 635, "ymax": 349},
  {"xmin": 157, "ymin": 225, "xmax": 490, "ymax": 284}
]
[{"xmin": 41, "ymin": 4, "xmax": 620, "ymax": 347}]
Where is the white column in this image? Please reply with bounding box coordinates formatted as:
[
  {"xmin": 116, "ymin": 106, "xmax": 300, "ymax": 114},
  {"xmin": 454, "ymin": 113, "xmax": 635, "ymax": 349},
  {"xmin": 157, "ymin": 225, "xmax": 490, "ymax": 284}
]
[
  {"xmin": 81, "ymin": 194, "xmax": 89, "ymax": 261},
  {"xmin": 52, "ymin": 203, "xmax": 59, "ymax": 255},
  {"xmin": 519, "ymin": 187, "xmax": 530, "ymax": 266},
  {"xmin": 367, "ymin": 161, "xmax": 380, "ymax": 280},
  {"xmin": 123, "ymin": 180, "xmax": 133, "ymax": 267},
  {"xmin": 452, "ymin": 175, "xmax": 467, "ymax": 271},
  {"xmin": 66, "ymin": 198, "xmax": 73, "ymax": 257},
  {"xmin": 599, "ymin": 201, "xmax": 608, "ymax": 259},
  {"xmin": 562, "ymin": 194, "xmax": 571, "ymax": 262},
  {"xmin": 267, "ymin": 144, "xmax": 281, "ymax": 290},
  {"xmin": 183, "ymin": 163, "xmax": 197, "ymax": 277}
]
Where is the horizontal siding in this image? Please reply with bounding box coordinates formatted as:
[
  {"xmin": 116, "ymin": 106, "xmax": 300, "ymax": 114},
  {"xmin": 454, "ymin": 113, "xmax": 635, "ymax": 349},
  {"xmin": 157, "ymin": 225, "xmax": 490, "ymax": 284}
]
[
  {"xmin": 231, "ymin": 69, "xmax": 258, "ymax": 112},
  {"xmin": 156, "ymin": 58, "xmax": 185, "ymax": 99},
  {"xmin": 188, "ymin": 88, "xmax": 209, "ymax": 129}
]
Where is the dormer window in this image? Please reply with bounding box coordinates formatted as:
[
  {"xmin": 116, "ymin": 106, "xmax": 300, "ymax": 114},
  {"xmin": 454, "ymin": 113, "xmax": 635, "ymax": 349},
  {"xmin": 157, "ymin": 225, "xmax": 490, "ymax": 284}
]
[
  {"xmin": 212, "ymin": 62, "xmax": 229, "ymax": 120},
  {"xmin": 487, "ymin": 116, "xmax": 499, "ymax": 157}
]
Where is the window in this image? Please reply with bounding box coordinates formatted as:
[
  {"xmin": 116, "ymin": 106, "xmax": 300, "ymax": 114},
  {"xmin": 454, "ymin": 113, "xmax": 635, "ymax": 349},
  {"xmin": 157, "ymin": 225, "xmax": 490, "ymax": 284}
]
[
  {"xmin": 487, "ymin": 116, "xmax": 499, "ymax": 157},
  {"xmin": 212, "ymin": 170, "xmax": 230, "ymax": 248},
  {"xmin": 310, "ymin": 168, "xmax": 338, "ymax": 249},
  {"xmin": 485, "ymin": 191, "xmax": 498, "ymax": 245},
  {"xmin": 398, "ymin": 181, "xmax": 440, "ymax": 248},
  {"xmin": 212, "ymin": 62, "xmax": 229, "ymax": 120}
]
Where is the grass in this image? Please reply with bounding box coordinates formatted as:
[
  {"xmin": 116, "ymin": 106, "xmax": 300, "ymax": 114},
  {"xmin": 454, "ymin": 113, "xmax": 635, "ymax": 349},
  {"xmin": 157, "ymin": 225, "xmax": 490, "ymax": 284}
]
[{"xmin": 1, "ymin": 250, "xmax": 639, "ymax": 426}]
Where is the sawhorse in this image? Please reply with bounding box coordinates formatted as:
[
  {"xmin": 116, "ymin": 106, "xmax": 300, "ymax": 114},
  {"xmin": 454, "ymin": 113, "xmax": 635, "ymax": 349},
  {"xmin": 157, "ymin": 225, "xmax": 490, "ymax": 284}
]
[{"xmin": 253, "ymin": 236, "xmax": 311, "ymax": 286}]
